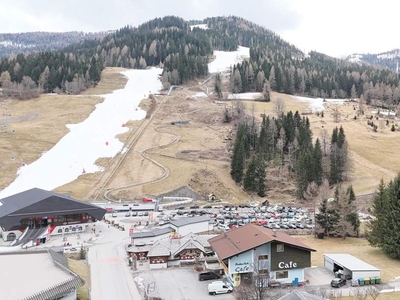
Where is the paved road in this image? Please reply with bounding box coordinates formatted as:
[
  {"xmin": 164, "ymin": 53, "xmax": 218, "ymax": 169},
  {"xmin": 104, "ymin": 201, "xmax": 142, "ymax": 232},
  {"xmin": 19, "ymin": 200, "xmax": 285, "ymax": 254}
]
[{"xmin": 89, "ymin": 223, "xmax": 141, "ymax": 300}]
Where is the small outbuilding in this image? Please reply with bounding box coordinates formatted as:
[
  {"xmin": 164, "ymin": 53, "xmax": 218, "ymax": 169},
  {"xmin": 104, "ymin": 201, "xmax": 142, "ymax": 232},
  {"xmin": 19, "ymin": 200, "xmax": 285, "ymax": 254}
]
[{"xmin": 324, "ymin": 254, "xmax": 380, "ymax": 280}]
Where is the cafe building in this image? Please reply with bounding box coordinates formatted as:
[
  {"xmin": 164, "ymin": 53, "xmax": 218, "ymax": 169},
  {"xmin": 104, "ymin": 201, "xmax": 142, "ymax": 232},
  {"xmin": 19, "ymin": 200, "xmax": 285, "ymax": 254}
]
[{"xmin": 208, "ymin": 224, "xmax": 316, "ymax": 287}]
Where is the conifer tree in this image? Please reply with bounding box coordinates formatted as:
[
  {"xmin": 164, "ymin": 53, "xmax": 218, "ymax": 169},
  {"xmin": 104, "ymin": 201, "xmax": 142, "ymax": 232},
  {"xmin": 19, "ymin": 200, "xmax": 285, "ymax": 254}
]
[
  {"xmin": 244, "ymin": 156, "xmax": 257, "ymax": 191},
  {"xmin": 367, "ymin": 176, "xmax": 400, "ymax": 258},
  {"xmin": 214, "ymin": 73, "xmax": 222, "ymax": 99},
  {"xmin": 230, "ymin": 125, "xmax": 247, "ymax": 183},
  {"xmin": 313, "ymin": 138, "xmax": 323, "ymax": 185},
  {"xmin": 256, "ymin": 155, "xmax": 266, "ymax": 197}
]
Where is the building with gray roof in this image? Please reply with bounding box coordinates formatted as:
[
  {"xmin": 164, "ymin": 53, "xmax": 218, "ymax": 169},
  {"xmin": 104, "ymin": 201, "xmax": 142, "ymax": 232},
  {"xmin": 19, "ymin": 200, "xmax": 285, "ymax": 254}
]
[{"xmin": 0, "ymin": 188, "xmax": 106, "ymax": 243}]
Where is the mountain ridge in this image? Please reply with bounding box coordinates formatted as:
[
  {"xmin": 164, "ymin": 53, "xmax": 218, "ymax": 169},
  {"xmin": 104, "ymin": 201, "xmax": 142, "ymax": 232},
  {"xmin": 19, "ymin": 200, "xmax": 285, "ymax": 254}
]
[{"xmin": 346, "ymin": 49, "xmax": 400, "ymax": 72}]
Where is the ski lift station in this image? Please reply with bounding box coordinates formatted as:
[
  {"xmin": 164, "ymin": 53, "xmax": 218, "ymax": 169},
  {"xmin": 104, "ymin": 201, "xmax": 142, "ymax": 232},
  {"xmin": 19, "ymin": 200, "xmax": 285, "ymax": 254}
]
[{"xmin": 324, "ymin": 254, "xmax": 380, "ymax": 280}]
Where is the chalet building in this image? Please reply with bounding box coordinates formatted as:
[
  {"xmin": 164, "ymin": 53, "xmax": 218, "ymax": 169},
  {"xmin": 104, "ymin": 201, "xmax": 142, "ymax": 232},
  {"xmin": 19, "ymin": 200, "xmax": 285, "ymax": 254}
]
[
  {"xmin": 127, "ymin": 233, "xmax": 217, "ymax": 269},
  {"xmin": 208, "ymin": 224, "xmax": 316, "ymax": 287},
  {"xmin": 130, "ymin": 215, "xmax": 211, "ymax": 245}
]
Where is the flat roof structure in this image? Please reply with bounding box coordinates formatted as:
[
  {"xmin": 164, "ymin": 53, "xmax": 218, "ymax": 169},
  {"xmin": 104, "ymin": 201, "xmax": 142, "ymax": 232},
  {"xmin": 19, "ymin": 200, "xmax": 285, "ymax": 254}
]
[
  {"xmin": 0, "ymin": 249, "xmax": 83, "ymax": 300},
  {"xmin": 131, "ymin": 227, "xmax": 173, "ymax": 239},
  {"xmin": 324, "ymin": 254, "xmax": 380, "ymax": 272},
  {"xmin": 169, "ymin": 215, "xmax": 210, "ymax": 227},
  {"xmin": 0, "ymin": 188, "xmax": 106, "ymax": 230}
]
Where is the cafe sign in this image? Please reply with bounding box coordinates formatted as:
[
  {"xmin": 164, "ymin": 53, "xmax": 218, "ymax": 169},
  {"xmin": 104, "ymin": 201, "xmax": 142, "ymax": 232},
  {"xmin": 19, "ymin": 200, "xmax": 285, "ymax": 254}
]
[
  {"xmin": 234, "ymin": 261, "xmax": 250, "ymax": 273},
  {"xmin": 278, "ymin": 261, "xmax": 297, "ymax": 269}
]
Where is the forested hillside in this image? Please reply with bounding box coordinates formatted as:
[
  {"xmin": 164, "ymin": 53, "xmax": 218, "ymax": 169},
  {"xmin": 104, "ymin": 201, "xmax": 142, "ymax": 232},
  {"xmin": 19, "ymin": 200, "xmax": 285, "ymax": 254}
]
[
  {"xmin": 0, "ymin": 31, "xmax": 106, "ymax": 58},
  {"xmin": 1, "ymin": 15, "xmax": 400, "ymax": 105},
  {"xmin": 346, "ymin": 49, "xmax": 400, "ymax": 73}
]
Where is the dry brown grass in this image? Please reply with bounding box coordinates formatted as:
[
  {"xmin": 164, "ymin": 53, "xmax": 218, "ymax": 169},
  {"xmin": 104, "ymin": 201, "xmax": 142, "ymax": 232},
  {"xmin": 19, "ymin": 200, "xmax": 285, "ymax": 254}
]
[
  {"xmin": 0, "ymin": 67, "xmax": 129, "ymax": 195},
  {"xmin": 294, "ymin": 235, "xmax": 400, "ymax": 283},
  {"xmin": 81, "ymin": 67, "xmax": 128, "ymax": 95},
  {"xmin": 0, "ymin": 94, "xmax": 101, "ymax": 189},
  {"xmin": 68, "ymin": 258, "xmax": 90, "ymax": 300}
]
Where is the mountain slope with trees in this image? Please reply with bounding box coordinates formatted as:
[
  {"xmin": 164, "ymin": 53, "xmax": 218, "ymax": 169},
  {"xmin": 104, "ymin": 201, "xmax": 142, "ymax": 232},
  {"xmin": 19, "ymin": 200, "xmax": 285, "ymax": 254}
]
[
  {"xmin": 1, "ymin": 15, "xmax": 400, "ymax": 106},
  {"xmin": 0, "ymin": 31, "xmax": 107, "ymax": 58},
  {"xmin": 346, "ymin": 49, "xmax": 400, "ymax": 73}
]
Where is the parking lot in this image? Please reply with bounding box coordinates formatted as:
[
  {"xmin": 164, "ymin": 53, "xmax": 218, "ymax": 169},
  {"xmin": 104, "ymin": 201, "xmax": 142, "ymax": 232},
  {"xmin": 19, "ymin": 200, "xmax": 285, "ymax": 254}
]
[{"xmin": 134, "ymin": 267, "xmax": 234, "ymax": 300}]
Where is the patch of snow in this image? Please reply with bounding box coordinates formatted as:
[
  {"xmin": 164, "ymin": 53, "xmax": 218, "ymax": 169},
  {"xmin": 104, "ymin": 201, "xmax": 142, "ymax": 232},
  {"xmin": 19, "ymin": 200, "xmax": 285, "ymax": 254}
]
[
  {"xmin": 190, "ymin": 24, "xmax": 209, "ymax": 31},
  {"xmin": 292, "ymin": 96, "xmax": 346, "ymax": 112},
  {"xmin": 377, "ymin": 50, "xmax": 400, "ymax": 59},
  {"xmin": 228, "ymin": 92, "xmax": 262, "ymax": 100},
  {"xmin": 348, "ymin": 54, "xmax": 363, "ymax": 64},
  {"xmin": 192, "ymin": 92, "xmax": 207, "ymax": 98},
  {"xmin": 0, "ymin": 68, "xmax": 162, "ymax": 199},
  {"xmin": 0, "ymin": 40, "xmax": 35, "ymax": 48},
  {"xmin": 371, "ymin": 110, "xmax": 396, "ymax": 116},
  {"xmin": 208, "ymin": 46, "xmax": 250, "ymax": 73},
  {"xmin": 121, "ymin": 147, "xmax": 129, "ymax": 154}
]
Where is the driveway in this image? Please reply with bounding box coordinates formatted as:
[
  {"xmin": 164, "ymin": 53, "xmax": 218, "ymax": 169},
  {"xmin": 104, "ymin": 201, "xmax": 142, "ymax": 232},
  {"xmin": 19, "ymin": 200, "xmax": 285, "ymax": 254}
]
[
  {"xmin": 305, "ymin": 266, "xmax": 334, "ymax": 286},
  {"xmin": 134, "ymin": 268, "xmax": 234, "ymax": 300},
  {"xmin": 88, "ymin": 221, "xmax": 142, "ymax": 300}
]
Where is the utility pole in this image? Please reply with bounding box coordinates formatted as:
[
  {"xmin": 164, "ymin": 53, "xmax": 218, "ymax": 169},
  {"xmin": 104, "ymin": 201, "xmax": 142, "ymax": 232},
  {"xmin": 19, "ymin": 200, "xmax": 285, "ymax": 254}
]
[{"xmin": 3, "ymin": 106, "xmax": 10, "ymax": 133}]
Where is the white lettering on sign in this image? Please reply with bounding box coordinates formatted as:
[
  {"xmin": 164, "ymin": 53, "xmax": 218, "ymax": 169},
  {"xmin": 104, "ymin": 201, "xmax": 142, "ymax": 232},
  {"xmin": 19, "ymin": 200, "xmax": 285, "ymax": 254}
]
[{"xmin": 278, "ymin": 261, "xmax": 297, "ymax": 269}]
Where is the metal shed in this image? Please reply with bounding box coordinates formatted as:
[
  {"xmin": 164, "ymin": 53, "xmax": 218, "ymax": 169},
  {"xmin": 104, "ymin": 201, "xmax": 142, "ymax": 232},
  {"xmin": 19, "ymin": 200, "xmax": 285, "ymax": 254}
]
[{"xmin": 324, "ymin": 254, "xmax": 380, "ymax": 280}]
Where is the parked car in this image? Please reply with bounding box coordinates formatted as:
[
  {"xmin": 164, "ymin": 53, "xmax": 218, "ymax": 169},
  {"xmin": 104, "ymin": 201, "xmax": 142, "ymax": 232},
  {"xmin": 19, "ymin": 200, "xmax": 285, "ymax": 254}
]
[
  {"xmin": 199, "ymin": 271, "xmax": 220, "ymax": 281},
  {"xmin": 125, "ymin": 212, "xmax": 131, "ymax": 217},
  {"xmin": 203, "ymin": 205, "xmax": 212, "ymax": 209},
  {"xmin": 208, "ymin": 281, "xmax": 233, "ymax": 295},
  {"xmin": 331, "ymin": 278, "xmax": 346, "ymax": 288},
  {"xmin": 138, "ymin": 212, "xmax": 143, "ymax": 217},
  {"xmin": 177, "ymin": 206, "xmax": 185, "ymax": 210},
  {"xmin": 190, "ymin": 205, "xmax": 200, "ymax": 209},
  {"xmin": 131, "ymin": 211, "xmax": 137, "ymax": 216}
]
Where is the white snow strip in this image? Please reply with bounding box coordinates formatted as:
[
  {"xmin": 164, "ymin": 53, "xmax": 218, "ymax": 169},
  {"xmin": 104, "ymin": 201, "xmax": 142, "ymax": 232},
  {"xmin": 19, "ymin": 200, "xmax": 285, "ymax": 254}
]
[
  {"xmin": 208, "ymin": 46, "xmax": 250, "ymax": 74},
  {"xmin": 190, "ymin": 24, "xmax": 209, "ymax": 31},
  {"xmin": 228, "ymin": 92, "xmax": 262, "ymax": 100},
  {"xmin": 0, "ymin": 68, "xmax": 162, "ymax": 199},
  {"xmin": 192, "ymin": 92, "xmax": 207, "ymax": 98},
  {"xmin": 292, "ymin": 96, "xmax": 346, "ymax": 111}
]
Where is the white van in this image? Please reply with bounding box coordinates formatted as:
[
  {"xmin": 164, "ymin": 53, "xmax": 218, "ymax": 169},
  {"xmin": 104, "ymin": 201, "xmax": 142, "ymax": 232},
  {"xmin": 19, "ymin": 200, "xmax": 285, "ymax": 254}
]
[{"xmin": 207, "ymin": 281, "xmax": 233, "ymax": 295}]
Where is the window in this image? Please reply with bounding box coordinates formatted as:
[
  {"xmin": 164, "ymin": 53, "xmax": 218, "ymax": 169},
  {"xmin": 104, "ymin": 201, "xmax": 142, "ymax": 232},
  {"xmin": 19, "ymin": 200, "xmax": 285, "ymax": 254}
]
[
  {"xmin": 258, "ymin": 269, "xmax": 268, "ymax": 275},
  {"xmin": 258, "ymin": 255, "xmax": 268, "ymax": 260},
  {"xmin": 276, "ymin": 244, "xmax": 284, "ymax": 252},
  {"xmin": 276, "ymin": 271, "xmax": 288, "ymax": 279}
]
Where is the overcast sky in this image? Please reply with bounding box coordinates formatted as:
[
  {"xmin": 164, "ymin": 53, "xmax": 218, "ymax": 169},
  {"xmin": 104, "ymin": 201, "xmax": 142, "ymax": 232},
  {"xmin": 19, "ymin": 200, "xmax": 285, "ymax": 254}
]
[{"xmin": 0, "ymin": 0, "xmax": 399, "ymax": 58}]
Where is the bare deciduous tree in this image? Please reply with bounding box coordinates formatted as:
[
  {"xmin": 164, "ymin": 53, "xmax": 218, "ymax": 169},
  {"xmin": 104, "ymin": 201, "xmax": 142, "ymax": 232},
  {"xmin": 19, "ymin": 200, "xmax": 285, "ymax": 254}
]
[
  {"xmin": 333, "ymin": 106, "xmax": 341, "ymax": 123},
  {"xmin": 366, "ymin": 285, "xmax": 382, "ymax": 300},
  {"xmin": 329, "ymin": 289, "xmax": 343, "ymax": 300},
  {"xmin": 350, "ymin": 287, "xmax": 368, "ymax": 300},
  {"xmin": 274, "ymin": 98, "xmax": 285, "ymax": 117},
  {"xmin": 319, "ymin": 128, "xmax": 329, "ymax": 157},
  {"xmin": 234, "ymin": 260, "xmax": 271, "ymax": 300},
  {"xmin": 358, "ymin": 94, "xmax": 365, "ymax": 115}
]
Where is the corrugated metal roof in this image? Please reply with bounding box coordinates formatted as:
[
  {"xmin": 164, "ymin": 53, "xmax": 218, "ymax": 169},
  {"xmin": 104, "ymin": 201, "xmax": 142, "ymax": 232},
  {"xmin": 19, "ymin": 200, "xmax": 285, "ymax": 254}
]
[
  {"xmin": 324, "ymin": 254, "xmax": 380, "ymax": 272},
  {"xmin": 131, "ymin": 227, "xmax": 174, "ymax": 238},
  {"xmin": 147, "ymin": 243, "xmax": 170, "ymax": 257},
  {"xmin": 208, "ymin": 224, "xmax": 315, "ymax": 260},
  {"xmin": 170, "ymin": 215, "xmax": 210, "ymax": 227}
]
